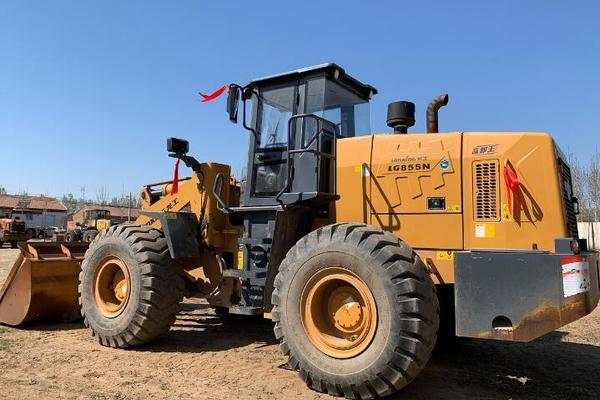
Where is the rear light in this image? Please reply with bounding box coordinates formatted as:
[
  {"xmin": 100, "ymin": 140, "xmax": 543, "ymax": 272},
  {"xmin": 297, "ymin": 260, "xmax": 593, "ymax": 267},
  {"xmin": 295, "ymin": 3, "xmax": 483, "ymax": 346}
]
[{"xmin": 570, "ymin": 239, "xmax": 580, "ymax": 255}]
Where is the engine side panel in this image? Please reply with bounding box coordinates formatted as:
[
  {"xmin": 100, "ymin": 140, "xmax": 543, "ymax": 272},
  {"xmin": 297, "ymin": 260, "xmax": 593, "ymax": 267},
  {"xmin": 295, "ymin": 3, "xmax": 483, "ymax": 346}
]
[
  {"xmin": 336, "ymin": 133, "xmax": 463, "ymax": 284},
  {"xmin": 462, "ymin": 132, "xmax": 568, "ymax": 252},
  {"xmin": 368, "ymin": 132, "xmax": 463, "ymax": 250},
  {"xmin": 336, "ymin": 131, "xmax": 572, "ymax": 285}
]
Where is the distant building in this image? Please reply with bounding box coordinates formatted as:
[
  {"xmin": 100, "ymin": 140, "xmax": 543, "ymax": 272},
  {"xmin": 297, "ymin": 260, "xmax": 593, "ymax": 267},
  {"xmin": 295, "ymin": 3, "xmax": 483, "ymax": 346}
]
[
  {"xmin": 67, "ymin": 205, "xmax": 140, "ymax": 230},
  {"xmin": 0, "ymin": 194, "xmax": 68, "ymax": 230}
]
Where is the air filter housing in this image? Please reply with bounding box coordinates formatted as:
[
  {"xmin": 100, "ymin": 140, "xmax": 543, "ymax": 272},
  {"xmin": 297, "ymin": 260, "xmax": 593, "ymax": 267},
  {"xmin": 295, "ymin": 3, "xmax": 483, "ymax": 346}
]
[{"xmin": 387, "ymin": 101, "xmax": 415, "ymax": 134}]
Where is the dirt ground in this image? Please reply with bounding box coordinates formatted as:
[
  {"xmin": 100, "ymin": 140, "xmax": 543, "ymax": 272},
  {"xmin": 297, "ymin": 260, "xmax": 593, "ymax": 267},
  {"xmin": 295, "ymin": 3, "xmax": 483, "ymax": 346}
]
[{"xmin": 1, "ymin": 247, "xmax": 599, "ymax": 400}]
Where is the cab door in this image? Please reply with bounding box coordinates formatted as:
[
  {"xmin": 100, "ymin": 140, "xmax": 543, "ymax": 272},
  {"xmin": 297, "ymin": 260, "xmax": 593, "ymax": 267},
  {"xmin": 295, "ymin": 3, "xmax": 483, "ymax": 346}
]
[{"xmin": 369, "ymin": 132, "xmax": 464, "ymax": 250}]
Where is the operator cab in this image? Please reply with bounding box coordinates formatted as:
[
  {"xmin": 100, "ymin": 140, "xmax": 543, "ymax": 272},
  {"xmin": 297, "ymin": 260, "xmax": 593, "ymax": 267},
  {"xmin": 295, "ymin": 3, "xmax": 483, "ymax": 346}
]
[
  {"xmin": 228, "ymin": 63, "xmax": 377, "ymax": 207},
  {"xmin": 86, "ymin": 209, "xmax": 110, "ymax": 221}
]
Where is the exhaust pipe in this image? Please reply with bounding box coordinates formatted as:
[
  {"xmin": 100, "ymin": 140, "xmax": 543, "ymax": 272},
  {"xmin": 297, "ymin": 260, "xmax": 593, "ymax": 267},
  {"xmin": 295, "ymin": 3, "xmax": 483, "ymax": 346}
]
[{"xmin": 426, "ymin": 94, "xmax": 449, "ymax": 133}]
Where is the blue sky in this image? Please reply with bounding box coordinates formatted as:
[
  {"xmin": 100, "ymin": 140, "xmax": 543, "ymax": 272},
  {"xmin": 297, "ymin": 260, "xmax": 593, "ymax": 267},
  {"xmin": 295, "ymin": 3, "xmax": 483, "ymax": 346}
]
[{"xmin": 0, "ymin": 1, "xmax": 599, "ymax": 199}]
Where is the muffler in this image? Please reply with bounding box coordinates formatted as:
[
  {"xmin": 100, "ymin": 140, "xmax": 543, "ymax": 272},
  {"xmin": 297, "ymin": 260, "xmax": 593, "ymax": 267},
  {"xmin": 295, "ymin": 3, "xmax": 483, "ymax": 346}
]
[{"xmin": 426, "ymin": 94, "xmax": 449, "ymax": 133}]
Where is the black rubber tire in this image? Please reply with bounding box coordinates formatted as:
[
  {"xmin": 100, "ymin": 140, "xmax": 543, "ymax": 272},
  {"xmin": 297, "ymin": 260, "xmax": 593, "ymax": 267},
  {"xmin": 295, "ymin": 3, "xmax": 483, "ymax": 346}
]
[
  {"xmin": 10, "ymin": 241, "xmax": 17, "ymax": 249},
  {"xmin": 78, "ymin": 224, "xmax": 185, "ymax": 348},
  {"xmin": 83, "ymin": 229, "xmax": 98, "ymax": 243},
  {"xmin": 272, "ymin": 223, "xmax": 439, "ymax": 399},
  {"xmin": 65, "ymin": 230, "xmax": 78, "ymax": 242}
]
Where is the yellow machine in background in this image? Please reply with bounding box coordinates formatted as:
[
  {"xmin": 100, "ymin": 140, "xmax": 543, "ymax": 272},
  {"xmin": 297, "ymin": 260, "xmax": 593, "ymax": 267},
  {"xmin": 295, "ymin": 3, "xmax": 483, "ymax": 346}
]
[
  {"xmin": 1, "ymin": 64, "xmax": 597, "ymax": 399},
  {"xmin": 65, "ymin": 209, "xmax": 115, "ymax": 242}
]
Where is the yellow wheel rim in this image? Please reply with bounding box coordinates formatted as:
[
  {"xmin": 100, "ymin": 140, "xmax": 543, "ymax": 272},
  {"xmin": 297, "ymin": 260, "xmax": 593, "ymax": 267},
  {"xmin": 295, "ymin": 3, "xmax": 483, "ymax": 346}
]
[
  {"xmin": 93, "ymin": 256, "xmax": 131, "ymax": 318},
  {"xmin": 301, "ymin": 267, "xmax": 377, "ymax": 359}
]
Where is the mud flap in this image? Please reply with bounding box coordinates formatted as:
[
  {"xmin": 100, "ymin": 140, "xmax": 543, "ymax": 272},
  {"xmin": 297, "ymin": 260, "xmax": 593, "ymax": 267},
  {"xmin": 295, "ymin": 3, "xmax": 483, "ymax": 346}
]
[
  {"xmin": 454, "ymin": 249, "xmax": 600, "ymax": 342},
  {"xmin": 0, "ymin": 242, "xmax": 87, "ymax": 326},
  {"xmin": 139, "ymin": 211, "xmax": 200, "ymax": 259}
]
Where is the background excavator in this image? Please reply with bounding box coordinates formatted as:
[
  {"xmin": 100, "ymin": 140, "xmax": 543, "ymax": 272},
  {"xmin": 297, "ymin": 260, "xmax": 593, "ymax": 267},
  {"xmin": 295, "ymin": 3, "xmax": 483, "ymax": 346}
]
[{"xmin": 1, "ymin": 64, "xmax": 598, "ymax": 399}]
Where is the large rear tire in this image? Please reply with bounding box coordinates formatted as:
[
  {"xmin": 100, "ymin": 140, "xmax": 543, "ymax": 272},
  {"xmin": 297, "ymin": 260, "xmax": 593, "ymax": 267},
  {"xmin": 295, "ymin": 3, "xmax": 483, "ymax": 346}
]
[
  {"xmin": 78, "ymin": 224, "xmax": 184, "ymax": 348},
  {"xmin": 272, "ymin": 223, "xmax": 439, "ymax": 399}
]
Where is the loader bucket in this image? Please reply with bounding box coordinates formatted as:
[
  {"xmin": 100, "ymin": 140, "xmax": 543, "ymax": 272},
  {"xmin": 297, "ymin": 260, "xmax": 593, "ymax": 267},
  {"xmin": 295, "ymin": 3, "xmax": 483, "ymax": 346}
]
[{"xmin": 0, "ymin": 242, "xmax": 88, "ymax": 326}]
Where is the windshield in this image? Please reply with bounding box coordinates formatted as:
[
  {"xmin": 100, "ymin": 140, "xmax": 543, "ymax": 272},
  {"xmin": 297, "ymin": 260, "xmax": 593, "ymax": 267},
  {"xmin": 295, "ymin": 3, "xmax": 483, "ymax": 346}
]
[
  {"xmin": 88, "ymin": 210, "xmax": 110, "ymax": 220},
  {"xmin": 251, "ymin": 77, "xmax": 371, "ymax": 150},
  {"xmin": 305, "ymin": 78, "xmax": 370, "ymax": 137}
]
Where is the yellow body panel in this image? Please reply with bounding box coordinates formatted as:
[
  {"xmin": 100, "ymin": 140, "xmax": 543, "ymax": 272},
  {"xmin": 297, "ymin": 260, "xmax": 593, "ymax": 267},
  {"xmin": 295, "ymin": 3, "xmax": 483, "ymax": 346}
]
[
  {"xmin": 462, "ymin": 132, "xmax": 567, "ymax": 251},
  {"xmin": 136, "ymin": 162, "xmax": 240, "ymax": 253},
  {"xmin": 335, "ymin": 136, "xmax": 372, "ymax": 224},
  {"xmin": 95, "ymin": 219, "xmax": 111, "ymax": 231},
  {"xmin": 369, "ymin": 132, "xmax": 463, "ymax": 250},
  {"xmin": 336, "ymin": 131, "xmax": 570, "ymax": 284}
]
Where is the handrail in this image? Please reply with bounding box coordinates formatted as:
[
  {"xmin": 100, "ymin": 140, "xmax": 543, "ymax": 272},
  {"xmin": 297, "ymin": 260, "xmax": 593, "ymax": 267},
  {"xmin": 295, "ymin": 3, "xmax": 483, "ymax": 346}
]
[
  {"xmin": 142, "ymin": 177, "xmax": 192, "ymax": 189},
  {"xmin": 212, "ymin": 173, "xmax": 234, "ymax": 214}
]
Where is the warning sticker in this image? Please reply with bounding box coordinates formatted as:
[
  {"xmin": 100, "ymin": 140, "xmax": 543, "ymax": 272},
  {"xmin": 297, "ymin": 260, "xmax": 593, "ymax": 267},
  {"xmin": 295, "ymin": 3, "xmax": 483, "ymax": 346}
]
[
  {"xmin": 502, "ymin": 203, "xmax": 513, "ymax": 221},
  {"xmin": 237, "ymin": 251, "xmax": 244, "ymax": 270},
  {"xmin": 436, "ymin": 251, "xmax": 454, "ymax": 261},
  {"xmin": 475, "ymin": 223, "xmax": 495, "ymax": 238},
  {"xmin": 561, "ymin": 256, "xmax": 590, "ymax": 298},
  {"xmin": 446, "ymin": 204, "xmax": 461, "ymax": 212}
]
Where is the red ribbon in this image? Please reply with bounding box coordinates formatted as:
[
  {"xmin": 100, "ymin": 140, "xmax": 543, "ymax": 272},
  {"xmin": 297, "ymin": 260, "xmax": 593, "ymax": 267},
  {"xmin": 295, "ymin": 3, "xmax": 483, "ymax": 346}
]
[
  {"xmin": 503, "ymin": 164, "xmax": 520, "ymax": 215},
  {"xmin": 172, "ymin": 159, "xmax": 180, "ymax": 195},
  {"xmin": 198, "ymin": 85, "xmax": 229, "ymax": 102}
]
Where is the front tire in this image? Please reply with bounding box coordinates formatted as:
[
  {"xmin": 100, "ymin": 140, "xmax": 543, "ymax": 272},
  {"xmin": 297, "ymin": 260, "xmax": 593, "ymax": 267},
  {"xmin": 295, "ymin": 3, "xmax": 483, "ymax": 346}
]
[
  {"xmin": 79, "ymin": 224, "xmax": 184, "ymax": 348},
  {"xmin": 83, "ymin": 229, "xmax": 98, "ymax": 243},
  {"xmin": 65, "ymin": 230, "xmax": 78, "ymax": 242},
  {"xmin": 272, "ymin": 223, "xmax": 439, "ymax": 399}
]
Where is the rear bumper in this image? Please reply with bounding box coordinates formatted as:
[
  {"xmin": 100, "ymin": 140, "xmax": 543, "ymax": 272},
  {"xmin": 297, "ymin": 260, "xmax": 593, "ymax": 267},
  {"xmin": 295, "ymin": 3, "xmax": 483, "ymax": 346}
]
[{"xmin": 454, "ymin": 244, "xmax": 600, "ymax": 342}]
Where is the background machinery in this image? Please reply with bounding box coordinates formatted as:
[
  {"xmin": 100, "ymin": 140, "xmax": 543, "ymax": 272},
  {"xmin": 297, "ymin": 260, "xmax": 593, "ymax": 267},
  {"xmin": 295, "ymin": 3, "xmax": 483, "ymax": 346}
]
[
  {"xmin": 65, "ymin": 209, "xmax": 114, "ymax": 242},
  {"xmin": 0, "ymin": 218, "xmax": 29, "ymax": 248},
  {"xmin": 1, "ymin": 64, "xmax": 598, "ymax": 399}
]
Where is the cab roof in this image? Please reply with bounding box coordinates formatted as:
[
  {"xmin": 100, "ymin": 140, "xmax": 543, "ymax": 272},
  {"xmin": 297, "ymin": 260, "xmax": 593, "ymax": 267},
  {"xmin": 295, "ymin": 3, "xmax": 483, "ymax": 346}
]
[{"xmin": 246, "ymin": 63, "xmax": 378, "ymax": 100}]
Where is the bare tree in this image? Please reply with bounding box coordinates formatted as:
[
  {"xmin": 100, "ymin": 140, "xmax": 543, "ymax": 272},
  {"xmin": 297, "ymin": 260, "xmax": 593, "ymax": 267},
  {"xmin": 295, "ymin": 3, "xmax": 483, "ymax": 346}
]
[
  {"xmin": 569, "ymin": 154, "xmax": 590, "ymax": 221},
  {"xmin": 96, "ymin": 185, "xmax": 110, "ymax": 205},
  {"xmin": 588, "ymin": 154, "xmax": 600, "ymax": 222}
]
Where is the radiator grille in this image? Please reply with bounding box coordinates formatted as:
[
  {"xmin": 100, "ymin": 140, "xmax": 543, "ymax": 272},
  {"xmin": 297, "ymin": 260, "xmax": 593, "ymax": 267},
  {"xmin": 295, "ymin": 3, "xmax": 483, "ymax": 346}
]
[
  {"xmin": 558, "ymin": 158, "xmax": 579, "ymax": 238},
  {"xmin": 474, "ymin": 161, "xmax": 499, "ymax": 221}
]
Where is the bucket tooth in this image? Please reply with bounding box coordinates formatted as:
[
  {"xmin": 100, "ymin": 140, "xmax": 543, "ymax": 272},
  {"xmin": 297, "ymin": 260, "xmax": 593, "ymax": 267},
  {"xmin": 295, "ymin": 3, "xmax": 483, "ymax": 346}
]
[{"xmin": 0, "ymin": 242, "xmax": 88, "ymax": 326}]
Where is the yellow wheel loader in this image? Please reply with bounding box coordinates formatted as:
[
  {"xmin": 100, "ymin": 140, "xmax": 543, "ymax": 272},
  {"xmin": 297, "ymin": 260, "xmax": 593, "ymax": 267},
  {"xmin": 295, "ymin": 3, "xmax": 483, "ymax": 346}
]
[
  {"xmin": 65, "ymin": 209, "xmax": 114, "ymax": 243},
  {"xmin": 1, "ymin": 64, "xmax": 598, "ymax": 399}
]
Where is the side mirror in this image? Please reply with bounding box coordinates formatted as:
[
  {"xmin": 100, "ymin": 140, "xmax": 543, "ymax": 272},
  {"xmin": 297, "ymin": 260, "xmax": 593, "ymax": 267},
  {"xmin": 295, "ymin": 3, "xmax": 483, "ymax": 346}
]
[
  {"xmin": 227, "ymin": 85, "xmax": 241, "ymax": 124},
  {"xmin": 167, "ymin": 137, "xmax": 189, "ymax": 155}
]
